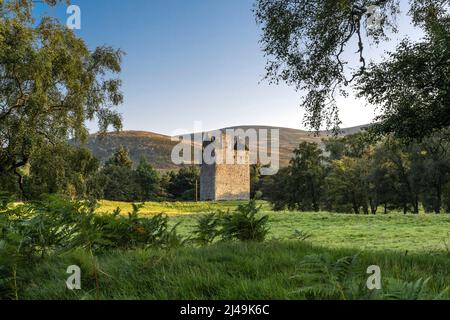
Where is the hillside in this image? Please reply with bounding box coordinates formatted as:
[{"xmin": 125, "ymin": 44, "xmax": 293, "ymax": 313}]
[
  {"xmin": 85, "ymin": 131, "xmax": 179, "ymax": 170},
  {"xmin": 85, "ymin": 125, "xmax": 368, "ymax": 170}
]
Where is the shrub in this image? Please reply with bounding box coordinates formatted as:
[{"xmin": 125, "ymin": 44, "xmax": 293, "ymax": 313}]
[
  {"xmin": 220, "ymin": 200, "xmax": 269, "ymax": 242},
  {"xmin": 80, "ymin": 204, "xmax": 185, "ymax": 251},
  {"xmin": 193, "ymin": 212, "xmax": 221, "ymax": 245}
]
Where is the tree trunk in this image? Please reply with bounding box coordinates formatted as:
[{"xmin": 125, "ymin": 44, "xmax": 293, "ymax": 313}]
[
  {"xmin": 14, "ymin": 168, "xmax": 27, "ymax": 200},
  {"xmin": 369, "ymin": 198, "xmax": 377, "ymax": 215},
  {"xmin": 435, "ymin": 182, "xmax": 442, "ymax": 214},
  {"xmin": 413, "ymin": 195, "xmax": 419, "ymax": 214},
  {"xmin": 352, "ymin": 192, "xmax": 359, "ymax": 214}
]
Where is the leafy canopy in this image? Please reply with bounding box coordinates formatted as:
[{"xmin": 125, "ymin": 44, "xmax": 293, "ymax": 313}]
[
  {"xmin": 255, "ymin": 0, "xmax": 449, "ymax": 135},
  {"xmin": 0, "ymin": 0, "xmax": 124, "ymax": 186}
]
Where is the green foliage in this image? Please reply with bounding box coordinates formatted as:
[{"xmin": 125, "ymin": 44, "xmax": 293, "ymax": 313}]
[
  {"xmin": 23, "ymin": 144, "xmax": 100, "ymax": 200},
  {"xmin": 289, "ymin": 142, "xmax": 325, "ymax": 211},
  {"xmin": 265, "ymin": 130, "xmax": 450, "ymax": 215},
  {"xmin": 191, "ymin": 201, "xmax": 270, "ymax": 243},
  {"xmin": 2, "ymin": 198, "xmax": 450, "ymax": 300},
  {"xmin": 261, "ymin": 167, "xmax": 291, "ymax": 211},
  {"xmin": 193, "ymin": 200, "xmax": 269, "ymax": 245},
  {"xmin": 69, "ymin": 204, "xmax": 184, "ymax": 252},
  {"xmin": 255, "ymin": 0, "xmax": 400, "ymax": 130},
  {"xmin": 250, "ymin": 164, "xmax": 262, "ymax": 199},
  {"xmin": 221, "ymin": 201, "xmax": 269, "ymax": 242},
  {"xmin": 357, "ymin": 15, "xmax": 450, "ymax": 140},
  {"xmin": 14, "ymin": 242, "xmax": 450, "ymax": 300},
  {"xmin": 0, "ymin": 191, "xmax": 14, "ymax": 210},
  {"xmin": 98, "ymin": 164, "xmax": 139, "ymax": 202},
  {"xmin": 97, "ymin": 148, "xmax": 161, "ymax": 202},
  {"xmin": 0, "ymin": 0, "xmax": 123, "ymax": 194},
  {"xmin": 255, "ymin": 0, "xmax": 448, "ymax": 136},
  {"xmin": 383, "ymin": 278, "xmax": 433, "ymax": 300},
  {"xmin": 105, "ymin": 146, "xmax": 133, "ymax": 169},
  {"xmin": 0, "ymin": 195, "xmax": 185, "ymax": 299},
  {"xmin": 135, "ymin": 158, "xmax": 160, "ymax": 201},
  {"xmin": 292, "ymin": 254, "xmax": 366, "ymax": 300},
  {"xmin": 166, "ymin": 166, "xmax": 199, "ymax": 201},
  {"xmin": 291, "ymin": 229, "xmax": 313, "ymax": 242},
  {"xmin": 193, "ymin": 212, "xmax": 221, "ymax": 245},
  {"xmin": 293, "ymin": 253, "xmax": 450, "ymax": 300}
]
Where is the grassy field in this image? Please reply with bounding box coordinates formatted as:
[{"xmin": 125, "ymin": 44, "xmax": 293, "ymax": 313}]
[
  {"xmin": 96, "ymin": 200, "xmax": 252, "ymax": 216},
  {"xmin": 10, "ymin": 200, "xmax": 450, "ymax": 300},
  {"xmin": 22, "ymin": 242, "xmax": 450, "ymax": 300},
  {"xmin": 98, "ymin": 200, "xmax": 450, "ymax": 253}
]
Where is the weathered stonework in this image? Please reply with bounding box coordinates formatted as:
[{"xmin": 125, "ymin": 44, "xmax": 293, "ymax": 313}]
[{"xmin": 200, "ymin": 134, "xmax": 250, "ymax": 201}]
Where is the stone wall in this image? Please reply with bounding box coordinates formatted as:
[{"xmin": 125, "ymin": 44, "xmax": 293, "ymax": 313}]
[
  {"xmin": 200, "ymin": 162, "xmax": 216, "ymax": 201},
  {"xmin": 214, "ymin": 163, "xmax": 250, "ymax": 200}
]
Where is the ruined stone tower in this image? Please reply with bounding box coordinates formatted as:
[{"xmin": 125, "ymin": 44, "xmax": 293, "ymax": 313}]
[{"xmin": 200, "ymin": 133, "xmax": 250, "ymax": 201}]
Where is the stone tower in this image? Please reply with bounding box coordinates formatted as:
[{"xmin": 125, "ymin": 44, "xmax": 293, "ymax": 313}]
[{"xmin": 200, "ymin": 133, "xmax": 250, "ymax": 201}]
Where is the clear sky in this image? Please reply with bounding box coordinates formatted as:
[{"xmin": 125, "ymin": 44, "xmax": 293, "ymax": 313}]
[{"xmin": 35, "ymin": 0, "xmax": 422, "ymax": 136}]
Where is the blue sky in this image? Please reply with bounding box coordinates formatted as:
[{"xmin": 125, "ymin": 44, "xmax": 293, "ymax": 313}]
[{"xmin": 35, "ymin": 0, "xmax": 422, "ymax": 135}]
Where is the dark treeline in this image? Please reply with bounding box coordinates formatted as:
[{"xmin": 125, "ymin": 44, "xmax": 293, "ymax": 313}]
[
  {"xmin": 258, "ymin": 129, "xmax": 450, "ymax": 214},
  {"xmin": 0, "ymin": 145, "xmax": 199, "ymax": 202}
]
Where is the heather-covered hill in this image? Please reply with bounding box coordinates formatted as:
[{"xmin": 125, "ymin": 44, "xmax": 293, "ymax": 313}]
[{"xmin": 84, "ymin": 125, "xmax": 368, "ymax": 169}]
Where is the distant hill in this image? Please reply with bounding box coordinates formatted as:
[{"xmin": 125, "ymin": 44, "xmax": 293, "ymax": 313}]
[
  {"xmin": 85, "ymin": 131, "xmax": 179, "ymax": 170},
  {"xmin": 84, "ymin": 125, "xmax": 369, "ymax": 170}
]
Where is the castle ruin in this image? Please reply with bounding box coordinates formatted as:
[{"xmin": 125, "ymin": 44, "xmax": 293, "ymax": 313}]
[{"xmin": 200, "ymin": 133, "xmax": 250, "ymax": 201}]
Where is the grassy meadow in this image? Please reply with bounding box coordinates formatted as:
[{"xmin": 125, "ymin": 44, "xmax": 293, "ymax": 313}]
[
  {"xmin": 7, "ymin": 200, "xmax": 450, "ymax": 300},
  {"xmin": 98, "ymin": 200, "xmax": 450, "ymax": 253},
  {"xmin": 23, "ymin": 242, "xmax": 450, "ymax": 300}
]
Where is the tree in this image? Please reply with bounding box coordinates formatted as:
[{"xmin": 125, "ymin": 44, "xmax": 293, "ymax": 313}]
[
  {"xmin": 410, "ymin": 131, "xmax": 450, "ymax": 213},
  {"xmin": 167, "ymin": 166, "xmax": 199, "ymax": 201},
  {"xmin": 255, "ymin": 0, "xmax": 449, "ymax": 133},
  {"xmin": 369, "ymin": 142, "xmax": 401, "ymax": 214},
  {"xmin": 357, "ymin": 15, "xmax": 450, "ymax": 139},
  {"xmin": 261, "ymin": 167, "xmax": 291, "ymax": 211},
  {"xmin": 24, "ymin": 143, "xmax": 100, "ymax": 199},
  {"xmin": 289, "ymin": 142, "xmax": 325, "ymax": 211},
  {"xmin": 380, "ymin": 139, "xmax": 421, "ymax": 214},
  {"xmin": 0, "ymin": 0, "xmax": 123, "ymax": 197},
  {"xmin": 326, "ymin": 156, "xmax": 371, "ymax": 214},
  {"xmin": 135, "ymin": 157, "xmax": 160, "ymax": 201},
  {"xmin": 99, "ymin": 147, "xmax": 138, "ymax": 202},
  {"xmin": 106, "ymin": 146, "xmax": 133, "ymax": 169}
]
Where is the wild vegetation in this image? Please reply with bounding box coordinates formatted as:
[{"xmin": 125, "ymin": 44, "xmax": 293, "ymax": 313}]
[
  {"xmin": 1, "ymin": 0, "xmax": 450, "ymax": 301},
  {"xmin": 1, "ymin": 196, "xmax": 449, "ymax": 300},
  {"xmin": 255, "ymin": 0, "xmax": 450, "ymax": 136},
  {"xmin": 261, "ymin": 130, "xmax": 450, "ymax": 214}
]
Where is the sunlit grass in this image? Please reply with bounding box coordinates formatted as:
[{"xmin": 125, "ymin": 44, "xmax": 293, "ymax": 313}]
[
  {"xmin": 97, "ymin": 200, "xmax": 271, "ymax": 216},
  {"xmin": 98, "ymin": 200, "xmax": 450, "ymax": 253}
]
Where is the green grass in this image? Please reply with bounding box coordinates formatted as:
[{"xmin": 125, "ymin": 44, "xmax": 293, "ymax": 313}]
[
  {"xmin": 98, "ymin": 201, "xmax": 450, "ymax": 253},
  {"xmin": 12, "ymin": 200, "xmax": 450, "ymax": 300},
  {"xmin": 20, "ymin": 242, "xmax": 450, "ymax": 300}
]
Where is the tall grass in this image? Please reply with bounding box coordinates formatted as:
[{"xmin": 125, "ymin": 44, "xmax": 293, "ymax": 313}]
[
  {"xmin": 20, "ymin": 242, "xmax": 450, "ymax": 300},
  {"xmin": 2, "ymin": 197, "xmax": 450, "ymax": 300}
]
